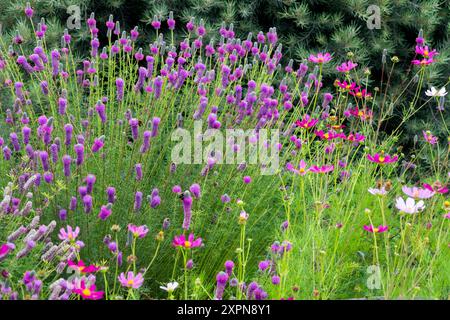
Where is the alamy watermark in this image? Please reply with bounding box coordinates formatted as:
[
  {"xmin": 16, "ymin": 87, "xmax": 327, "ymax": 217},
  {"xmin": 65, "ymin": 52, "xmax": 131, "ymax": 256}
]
[
  {"xmin": 367, "ymin": 5, "xmax": 381, "ymax": 30},
  {"xmin": 170, "ymin": 121, "xmax": 280, "ymax": 175}
]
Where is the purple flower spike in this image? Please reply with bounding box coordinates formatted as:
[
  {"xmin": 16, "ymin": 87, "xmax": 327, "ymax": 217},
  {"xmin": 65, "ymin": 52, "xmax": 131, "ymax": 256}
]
[
  {"xmin": 64, "ymin": 124, "xmax": 73, "ymax": 146},
  {"xmin": 167, "ymin": 11, "xmax": 176, "ymax": 30},
  {"xmin": 116, "ymin": 78, "xmax": 124, "ymax": 102},
  {"xmin": 74, "ymin": 144, "xmax": 84, "ymax": 166},
  {"xmin": 91, "ymin": 136, "xmax": 104, "ymax": 153},
  {"xmin": 62, "ymin": 155, "xmax": 71, "ymax": 177},
  {"xmin": 9, "ymin": 132, "xmax": 20, "ymax": 151},
  {"xmin": 85, "ymin": 174, "xmax": 96, "ymax": 194},
  {"xmin": 82, "ymin": 195, "xmax": 93, "ymax": 213},
  {"xmin": 43, "ymin": 172, "xmax": 53, "ymax": 184},
  {"xmin": 134, "ymin": 191, "xmax": 143, "ymax": 212},
  {"xmin": 107, "ymin": 187, "xmax": 116, "ymax": 204},
  {"xmin": 129, "ymin": 118, "xmax": 139, "ymax": 141},
  {"xmin": 59, "ymin": 209, "xmax": 67, "ymax": 221},
  {"xmin": 150, "ymin": 188, "xmax": 161, "ymax": 208},
  {"xmin": 225, "ymin": 260, "xmax": 234, "ymax": 276},
  {"xmin": 151, "ymin": 117, "xmax": 161, "ymax": 137},
  {"xmin": 135, "ymin": 163, "xmax": 143, "ymax": 181},
  {"xmin": 95, "ymin": 101, "xmax": 106, "ymax": 123},
  {"xmin": 214, "ymin": 272, "xmax": 229, "ymax": 300},
  {"xmin": 40, "ymin": 151, "xmax": 49, "ymax": 171},
  {"xmin": 25, "ymin": 2, "xmax": 34, "ymax": 18},
  {"xmin": 189, "ymin": 183, "xmax": 201, "ymax": 199},
  {"xmin": 69, "ymin": 196, "xmax": 77, "ymax": 211},
  {"xmin": 98, "ymin": 204, "xmax": 112, "ymax": 221},
  {"xmin": 140, "ymin": 131, "xmax": 151, "ymax": 153},
  {"xmin": 182, "ymin": 191, "xmax": 193, "ymax": 230}
]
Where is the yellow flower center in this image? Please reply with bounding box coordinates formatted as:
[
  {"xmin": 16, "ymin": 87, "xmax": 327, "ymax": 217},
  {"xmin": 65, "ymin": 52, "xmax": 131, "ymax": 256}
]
[
  {"xmin": 82, "ymin": 288, "xmax": 91, "ymax": 296},
  {"xmin": 324, "ymin": 133, "xmax": 329, "ymax": 139},
  {"xmin": 424, "ymin": 50, "xmax": 429, "ymax": 58},
  {"xmin": 378, "ymin": 157, "xmax": 385, "ymax": 163},
  {"xmin": 318, "ymin": 57, "xmax": 324, "ymax": 63},
  {"xmin": 184, "ymin": 241, "xmax": 191, "ymax": 248},
  {"xmin": 299, "ymin": 168, "xmax": 305, "ymax": 173},
  {"xmin": 356, "ymin": 92, "xmax": 362, "ymax": 98},
  {"xmin": 358, "ymin": 111, "xmax": 363, "ymax": 116},
  {"xmin": 127, "ymin": 279, "xmax": 134, "ymax": 286},
  {"xmin": 373, "ymin": 228, "xmax": 379, "ymax": 233}
]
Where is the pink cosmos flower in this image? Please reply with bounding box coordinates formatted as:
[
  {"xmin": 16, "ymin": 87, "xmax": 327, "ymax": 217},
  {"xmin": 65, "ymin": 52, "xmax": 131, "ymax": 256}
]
[
  {"xmin": 128, "ymin": 224, "xmax": 149, "ymax": 238},
  {"xmin": 309, "ymin": 164, "xmax": 334, "ymax": 174},
  {"xmin": 444, "ymin": 212, "xmax": 450, "ymax": 219},
  {"xmin": 73, "ymin": 280, "xmax": 104, "ymax": 300},
  {"xmin": 423, "ymin": 183, "xmax": 449, "ymax": 194},
  {"xmin": 172, "ymin": 233, "xmax": 202, "ymax": 249},
  {"xmin": 422, "ymin": 131, "xmax": 438, "ymax": 145},
  {"xmin": 367, "ymin": 152, "xmax": 398, "ymax": 164},
  {"xmin": 402, "ymin": 186, "xmax": 435, "ymax": 199},
  {"xmin": 118, "ymin": 271, "xmax": 144, "ymax": 289},
  {"xmin": 286, "ymin": 160, "xmax": 308, "ymax": 175},
  {"xmin": 395, "ymin": 197, "xmax": 425, "ymax": 214},
  {"xmin": 58, "ymin": 225, "xmax": 80, "ymax": 241},
  {"xmin": 336, "ymin": 60, "xmax": 358, "ymax": 73},
  {"xmin": 308, "ymin": 52, "xmax": 332, "ymax": 64},
  {"xmin": 68, "ymin": 260, "xmax": 101, "ymax": 274},
  {"xmin": 295, "ymin": 114, "xmax": 319, "ymax": 129},
  {"xmin": 363, "ymin": 225, "xmax": 388, "ymax": 233}
]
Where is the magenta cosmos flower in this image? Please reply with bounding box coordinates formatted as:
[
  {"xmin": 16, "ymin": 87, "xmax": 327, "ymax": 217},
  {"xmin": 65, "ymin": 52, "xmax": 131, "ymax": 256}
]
[
  {"xmin": 367, "ymin": 152, "xmax": 398, "ymax": 164},
  {"xmin": 0, "ymin": 243, "xmax": 14, "ymax": 260},
  {"xmin": 118, "ymin": 271, "xmax": 144, "ymax": 289},
  {"xmin": 423, "ymin": 183, "xmax": 448, "ymax": 194},
  {"xmin": 412, "ymin": 46, "xmax": 438, "ymax": 65},
  {"xmin": 73, "ymin": 280, "xmax": 104, "ymax": 300},
  {"xmin": 309, "ymin": 164, "xmax": 334, "ymax": 174},
  {"xmin": 363, "ymin": 225, "xmax": 388, "ymax": 233},
  {"xmin": 336, "ymin": 60, "xmax": 358, "ymax": 73},
  {"xmin": 68, "ymin": 260, "xmax": 101, "ymax": 274},
  {"xmin": 295, "ymin": 114, "xmax": 319, "ymax": 129},
  {"xmin": 402, "ymin": 186, "xmax": 435, "ymax": 199},
  {"xmin": 286, "ymin": 160, "xmax": 307, "ymax": 175},
  {"xmin": 172, "ymin": 233, "xmax": 202, "ymax": 249},
  {"xmin": 308, "ymin": 52, "xmax": 332, "ymax": 64},
  {"xmin": 128, "ymin": 224, "xmax": 149, "ymax": 238}
]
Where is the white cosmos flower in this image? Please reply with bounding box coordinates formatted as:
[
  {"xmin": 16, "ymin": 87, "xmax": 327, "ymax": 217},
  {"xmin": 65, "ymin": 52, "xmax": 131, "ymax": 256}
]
[
  {"xmin": 425, "ymin": 86, "xmax": 447, "ymax": 97},
  {"xmin": 160, "ymin": 281, "xmax": 179, "ymax": 292},
  {"xmin": 368, "ymin": 187, "xmax": 388, "ymax": 196},
  {"xmin": 395, "ymin": 197, "xmax": 425, "ymax": 214}
]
